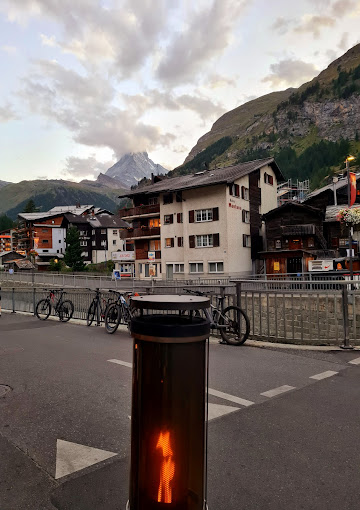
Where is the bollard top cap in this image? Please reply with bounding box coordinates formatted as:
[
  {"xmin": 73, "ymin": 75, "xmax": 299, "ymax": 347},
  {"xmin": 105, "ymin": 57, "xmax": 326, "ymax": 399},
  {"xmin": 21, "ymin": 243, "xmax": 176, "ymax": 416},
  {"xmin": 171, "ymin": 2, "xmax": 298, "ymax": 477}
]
[{"xmin": 131, "ymin": 294, "xmax": 209, "ymax": 311}]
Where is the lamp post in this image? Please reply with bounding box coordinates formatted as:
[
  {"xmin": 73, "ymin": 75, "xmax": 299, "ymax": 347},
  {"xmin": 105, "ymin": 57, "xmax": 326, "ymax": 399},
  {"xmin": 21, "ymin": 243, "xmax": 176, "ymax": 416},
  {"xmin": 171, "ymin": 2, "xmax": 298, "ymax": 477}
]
[{"xmin": 346, "ymin": 156, "xmax": 356, "ymax": 282}]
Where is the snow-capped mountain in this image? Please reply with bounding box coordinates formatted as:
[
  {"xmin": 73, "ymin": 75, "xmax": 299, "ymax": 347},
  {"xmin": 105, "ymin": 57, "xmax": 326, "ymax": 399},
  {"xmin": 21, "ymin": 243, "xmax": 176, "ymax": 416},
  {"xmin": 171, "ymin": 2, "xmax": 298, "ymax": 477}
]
[{"xmin": 105, "ymin": 152, "xmax": 168, "ymax": 188}]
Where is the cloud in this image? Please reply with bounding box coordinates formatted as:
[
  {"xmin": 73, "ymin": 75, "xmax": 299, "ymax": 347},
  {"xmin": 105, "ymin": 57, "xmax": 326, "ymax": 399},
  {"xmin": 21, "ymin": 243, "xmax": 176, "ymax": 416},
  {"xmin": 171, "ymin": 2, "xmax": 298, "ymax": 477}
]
[
  {"xmin": 262, "ymin": 59, "xmax": 318, "ymax": 88},
  {"xmin": 0, "ymin": 103, "xmax": 19, "ymax": 122},
  {"xmin": 63, "ymin": 155, "xmax": 114, "ymax": 180},
  {"xmin": 40, "ymin": 34, "xmax": 56, "ymax": 47},
  {"xmin": 1, "ymin": 45, "xmax": 17, "ymax": 55},
  {"xmin": 18, "ymin": 60, "xmax": 176, "ymax": 159},
  {"xmin": 205, "ymin": 73, "xmax": 237, "ymax": 89},
  {"xmin": 331, "ymin": 0, "xmax": 356, "ymax": 16},
  {"xmin": 1, "ymin": 0, "xmax": 172, "ymax": 76},
  {"xmin": 338, "ymin": 32, "xmax": 349, "ymax": 50},
  {"xmin": 156, "ymin": 0, "xmax": 248, "ymax": 85},
  {"xmin": 294, "ymin": 15, "xmax": 336, "ymax": 38},
  {"xmin": 271, "ymin": 17, "xmax": 295, "ymax": 35}
]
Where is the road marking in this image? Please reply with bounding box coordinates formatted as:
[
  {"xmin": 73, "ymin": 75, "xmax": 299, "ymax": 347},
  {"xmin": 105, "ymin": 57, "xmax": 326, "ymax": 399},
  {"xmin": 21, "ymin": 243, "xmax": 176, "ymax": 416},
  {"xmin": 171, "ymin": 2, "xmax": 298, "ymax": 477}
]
[
  {"xmin": 208, "ymin": 403, "xmax": 240, "ymax": 420},
  {"xmin": 260, "ymin": 385, "xmax": 295, "ymax": 398},
  {"xmin": 108, "ymin": 359, "xmax": 132, "ymax": 368},
  {"xmin": 55, "ymin": 439, "xmax": 117, "ymax": 479},
  {"xmin": 349, "ymin": 357, "xmax": 360, "ymax": 365},
  {"xmin": 107, "ymin": 359, "xmax": 254, "ymax": 407},
  {"xmin": 207, "ymin": 388, "xmax": 254, "ymax": 407},
  {"xmin": 309, "ymin": 370, "xmax": 338, "ymax": 380}
]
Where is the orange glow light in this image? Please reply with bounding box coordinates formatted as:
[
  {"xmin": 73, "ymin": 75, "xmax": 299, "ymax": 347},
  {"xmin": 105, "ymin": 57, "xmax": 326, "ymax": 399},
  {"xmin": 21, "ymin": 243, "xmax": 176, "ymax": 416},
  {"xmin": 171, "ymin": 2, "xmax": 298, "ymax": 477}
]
[{"xmin": 156, "ymin": 431, "xmax": 175, "ymax": 504}]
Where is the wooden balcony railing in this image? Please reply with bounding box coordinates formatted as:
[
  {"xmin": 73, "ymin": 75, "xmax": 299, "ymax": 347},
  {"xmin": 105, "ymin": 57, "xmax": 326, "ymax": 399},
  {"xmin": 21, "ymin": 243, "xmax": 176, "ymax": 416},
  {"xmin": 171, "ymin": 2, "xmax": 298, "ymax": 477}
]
[
  {"xmin": 119, "ymin": 204, "xmax": 160, "ymax": 218},
  {"xmin": 136, "ymin": 249, "xmax": 162, "ymax": 260},
  {"xmin": 121, "ymin": 227, "xmax": 160, "ymax": 239}
]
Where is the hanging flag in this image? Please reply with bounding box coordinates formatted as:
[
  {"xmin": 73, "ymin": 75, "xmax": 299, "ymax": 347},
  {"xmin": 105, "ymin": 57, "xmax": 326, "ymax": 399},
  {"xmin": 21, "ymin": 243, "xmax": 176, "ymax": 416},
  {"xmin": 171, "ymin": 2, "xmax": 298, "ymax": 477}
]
[{"xmin": 349, "ymin": 172, "xmax": 357, "ymax": 207}]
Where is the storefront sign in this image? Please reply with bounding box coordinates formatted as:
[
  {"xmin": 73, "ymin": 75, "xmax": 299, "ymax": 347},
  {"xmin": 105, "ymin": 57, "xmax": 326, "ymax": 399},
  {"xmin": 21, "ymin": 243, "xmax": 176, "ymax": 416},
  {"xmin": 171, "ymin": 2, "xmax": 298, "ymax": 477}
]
[{"xmin": 112, "ymin": 251, "xmax": 135, "ymax": 261}]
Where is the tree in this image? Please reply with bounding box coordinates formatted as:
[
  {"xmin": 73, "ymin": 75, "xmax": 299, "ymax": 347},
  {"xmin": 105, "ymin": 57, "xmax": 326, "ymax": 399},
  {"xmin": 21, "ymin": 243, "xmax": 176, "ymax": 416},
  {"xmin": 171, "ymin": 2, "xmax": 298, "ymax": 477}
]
[
  {"xmin": 49, "ymin": 258, "xmax": 64, "ymax": 272},
  {"xmin": 23, "ymin": 199, "xmax": 38, "ymax": 213},
  {"xmin": 64, "ymin": 227, "xmax": 86, "ymax": 271},
  {"xmin": 0, "ymin": 214, "xmax": 14, "ymax": 231}
]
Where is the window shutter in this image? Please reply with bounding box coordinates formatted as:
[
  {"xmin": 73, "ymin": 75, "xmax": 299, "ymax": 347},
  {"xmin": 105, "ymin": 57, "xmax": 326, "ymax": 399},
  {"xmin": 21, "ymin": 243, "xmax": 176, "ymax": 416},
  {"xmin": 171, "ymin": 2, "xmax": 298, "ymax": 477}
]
[
  {"xmin": 171, "ymin": 238, "xmax": 174, "ymax": 247},
  {"xmin": 243, "ymin": 234, "xmax": 246, "ymax": 247},
  {"xmin": 241, "ymin": 186, "xmax": 245, "ymax": 199},
  {"xmin": 189, "ymin": 235, "xmax": 195, "ymax": 248},
  {"xmin": 177, "ymin": 212, "xmax": 181, "ymax": 223},
  {"xmin": 212, "ymin": 207, "xmax": 219, "ymax": 221},
  {"xmin": 235, "ymin": 184, "xmax": 240, "ymax": 197},
  {"xmin": 264, "ymin": 172, "xmax": 267, "ymax": 183},
  {"xmin": 189, "ymin": 210, "xmax": 195, "ymax": 223},
  {"xmin": 170, "ymin": 214, "xmax": 174, "ymax": 224},
  {"xmin": 177, "ymin": 237, "xmax": 182, "ymax": 247},
  {"xmin": 213, "ymin": 233, "xmax": 220, "ymax": 247},
  {"xmin": 242, "ymin": 210, "xmax": 245, "ymax": 222}
]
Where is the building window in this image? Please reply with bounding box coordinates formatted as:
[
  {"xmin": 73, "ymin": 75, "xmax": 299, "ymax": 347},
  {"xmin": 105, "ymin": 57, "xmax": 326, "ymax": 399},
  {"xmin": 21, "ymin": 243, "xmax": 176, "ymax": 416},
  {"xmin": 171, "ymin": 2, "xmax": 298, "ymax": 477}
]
[
  {"xmin": 241, "ymin": 186, "xmax": 249, "ymax": 200},
  {"xmin": 145, "ymin": 263, "xmax": 158, "ymax": 277},
  {"xmin": 164, "ymin": 214, "xmax": 173, "ymax": 224},
  {"xmin": 242, "ymin": 210, "xmax": 250, "ymax": 223},
  {"xmin": 208, "ymin": 261, "xmax": 224, "ymax": 273},
  {"xmin": 81, "ymin": 252, "xmax": 88, "ymax": 257},
  {"xmin": 92, "ymin": 229, "xmax": 95, "ymax": 235},
  {"xmin": 196, "ymin": 234, "xmax": 213, "ymax": 247},
  {"xmin": 189, "ymin": 262, "xmax": 204, "ymax": 273},
  {"xmin": 264, "ymin": 172, "xmax": 274, "ymax": 185},
  {"xmin": 229, "ymin": 183, "xmax": 240, "ymax": 197},
  {"xmin": 339, "ymin": 238, "xmax": 348, "ymax": 247},
  {"xmin": 243, "ymin": 235, "xmax": 251, "ymax": 247},
  {"xmin": 174, "ymin": 263, "xmax": 184, "ymax": 273},
  {"xmin": 113, "ymin": 240, "xmax": 117, "ymax": 245},
  {"xmin": 178, "ymin": 237, "xmax": 184, "ymax": 247},
  {"xmin": 51, "ymin": 220, "xmax": 55, "ymax": 224},
  {"xmin": 139, "ymin": 263, "xmax": 142, "ymax": 274},
  {"xmin": 149, "ymin": 239, "xmax": 161, "ymax": 251},
  {"xmin": 149, "ymin": 197, "xmax": 158, "ymax": 205},
  {"xmin": 113, "ymin": 230, "xmax": 118, "ymax": 235},
  {"xmin": 196, "ymin": 209, "xmax": 213, "ymax": 222},
  {"xmin": 101, "ymin": 229, "xmax": 106, "ymax": 234},
  {"xmin": 177, "ymin": 212, "xmax": 183, "ymax": 223},
  {"xmin": 80, "ymin": 230, "xmax": 86, "ymax": 236},
  {"xmin": 275, "ymin": 239, "xmax": 281, "ymax": 249},
  {"xmin": 308, "ymin": 237, "xmax": 314, "ymax": 248},
  {"xmin": 42, "ymin": 249, "xmax": 49, "ymax": 252},
  {"xmin": 149, "ymin": 218, "xmax": 160, "ymax": 228},
  {"xmin": 92, "ymin": 240, "xmax": 96, "ymax": 246},
  {"xmin": 42, "ymin": 239, "xmax": 49, "ymax": 244},
  {"xmin": 59, "ymin": 239, "xmax": 61, "ymax": 243},
  {"xmin": 163, "ymin": 193, "xmax": 173, "ymax": 205},
  {"xmin": 80, "ymin": 241, "xmax": 87, "ymax": 247},
  {"xmin": 42, "ymin": 229, "xmax": 49, "ymax": 233},
  {"xmin": 165, "ymin": 238, "xmax": 174, "ymax": 248},
  {"xmin": 101, "ymin": 240, "xmax": 106, "ymax": 247}
]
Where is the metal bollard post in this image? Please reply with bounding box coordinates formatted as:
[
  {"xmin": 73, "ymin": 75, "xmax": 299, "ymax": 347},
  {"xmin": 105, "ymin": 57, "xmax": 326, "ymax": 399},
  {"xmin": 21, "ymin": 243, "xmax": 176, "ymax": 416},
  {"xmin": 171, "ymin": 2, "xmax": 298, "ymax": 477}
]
[
  {"xmin": 341, "ymin": 284, "xmax": 353, "ymax": 349},
  {"xmin": 127, "ymin": 295, "xmax": 210, "ymax": 510},
  {"xmin": 12, "ymin": 287, "xmax": 16, "ymax": 313}
]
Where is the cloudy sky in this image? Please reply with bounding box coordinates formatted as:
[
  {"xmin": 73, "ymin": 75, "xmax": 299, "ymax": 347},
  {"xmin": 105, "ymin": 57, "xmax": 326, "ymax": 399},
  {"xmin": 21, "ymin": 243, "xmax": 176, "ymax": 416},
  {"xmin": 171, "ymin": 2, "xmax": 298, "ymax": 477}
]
[{"xmin": 0, "ymin": 0, "xmax": 360, "ymax": 183}]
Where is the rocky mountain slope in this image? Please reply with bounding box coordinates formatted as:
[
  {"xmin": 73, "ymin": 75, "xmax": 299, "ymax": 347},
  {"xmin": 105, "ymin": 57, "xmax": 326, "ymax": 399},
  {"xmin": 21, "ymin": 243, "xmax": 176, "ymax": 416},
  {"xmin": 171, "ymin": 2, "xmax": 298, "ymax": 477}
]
[
  {"xmin": 176, "ymin": 44, "xmax": 360, "ymax": 188},
  {"xmin": 106, "ymin": 152, "xmax": 167, "ymax": 188},
  {"xmin": 0, "ymin": 179, "xmax": 127, "ymax": 220},
  {"xmin": 0, "ymin": 180, "xmax": 9, "ymax": 189}
]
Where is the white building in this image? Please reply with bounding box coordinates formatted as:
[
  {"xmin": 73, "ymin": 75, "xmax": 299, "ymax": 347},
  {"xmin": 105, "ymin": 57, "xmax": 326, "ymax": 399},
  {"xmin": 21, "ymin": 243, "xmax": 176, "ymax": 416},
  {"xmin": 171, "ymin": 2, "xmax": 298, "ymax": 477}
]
[{"xmin": 119, "ymin": 158, "xmax": 283, "ymax": 279}]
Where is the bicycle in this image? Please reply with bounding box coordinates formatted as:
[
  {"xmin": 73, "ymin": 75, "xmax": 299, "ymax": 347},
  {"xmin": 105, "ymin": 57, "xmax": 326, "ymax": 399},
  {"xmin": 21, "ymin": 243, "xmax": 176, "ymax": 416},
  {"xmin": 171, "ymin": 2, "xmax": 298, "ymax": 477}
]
[
  {"xmin": 35, "ymin": 289, "xmax": 74, "ymax": 322},
  {"xmin": 104, "ymin": 290, "xmax": 138, "ymax": 334},
  {"xmin": 86, "ymin": 288, "xmax": 114, "ymax": 327},
  {"xmin": 183, "ymin": 288, "xmax": 250, "ymax": 345}
]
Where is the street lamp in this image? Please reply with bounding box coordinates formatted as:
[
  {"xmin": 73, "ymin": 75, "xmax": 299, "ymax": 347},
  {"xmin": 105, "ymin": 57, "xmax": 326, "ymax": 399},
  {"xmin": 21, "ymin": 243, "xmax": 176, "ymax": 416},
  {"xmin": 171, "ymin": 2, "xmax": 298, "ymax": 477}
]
[{"xmin": 346, "ymin": 155, "xmax": 356, "ymax": 282}]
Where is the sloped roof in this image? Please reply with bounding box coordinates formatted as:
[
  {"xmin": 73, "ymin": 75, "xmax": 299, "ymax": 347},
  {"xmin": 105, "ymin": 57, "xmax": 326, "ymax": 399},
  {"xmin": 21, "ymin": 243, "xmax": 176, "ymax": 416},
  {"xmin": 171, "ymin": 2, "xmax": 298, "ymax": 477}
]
[
  {"xmin": 65, "ymin": 213, "xmax": 129, "ymax": 228},
  {"xmin": 120, "ymin": 158, "xmax": 283, "ymax": 197},
  {"xmin": 305, "ymin": 173, "xmax": 360, "ymax": 201},
  {"xmin": 262, "ymin": 201, "xmax": 323, "ymax": 219},
  {"xmin": 48, "ymin": 205, "xmax": 94, "ymax": 215}
]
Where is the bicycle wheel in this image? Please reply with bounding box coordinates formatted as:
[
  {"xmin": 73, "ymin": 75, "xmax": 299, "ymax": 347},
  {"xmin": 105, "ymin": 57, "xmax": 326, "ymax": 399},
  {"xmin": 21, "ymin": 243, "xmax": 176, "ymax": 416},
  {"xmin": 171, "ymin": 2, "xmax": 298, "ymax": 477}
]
[
  {"xmin": 86, "ymin": 300, "xmax": 97, "ymax": 326},
  {"xmin": 35, "ymin": 299, "xmax": 51, "ymax": 320},
  {"xmin": 104, "ymin": 303, "xmax": 121, "ymax": 334},
  {"xmin": 219, "ymin": 306, "xmax": 250, "ymax": 345},
  {"xmin": 58, "ymin": 300, "xmax": 74, "ymax": 322}
]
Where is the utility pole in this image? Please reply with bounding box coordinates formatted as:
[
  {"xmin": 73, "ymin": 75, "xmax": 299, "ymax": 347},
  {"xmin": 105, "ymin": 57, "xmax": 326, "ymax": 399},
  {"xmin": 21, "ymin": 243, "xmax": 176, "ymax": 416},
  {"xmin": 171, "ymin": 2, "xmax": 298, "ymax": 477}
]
[{"xmin": 346, "ymin": 156, "xmax": 355, "ymax": 282}]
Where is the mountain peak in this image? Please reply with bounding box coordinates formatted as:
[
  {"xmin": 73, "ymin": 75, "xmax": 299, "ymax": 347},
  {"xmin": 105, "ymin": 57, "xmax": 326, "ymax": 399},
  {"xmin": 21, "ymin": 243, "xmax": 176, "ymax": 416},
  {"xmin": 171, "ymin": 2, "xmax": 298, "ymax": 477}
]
[{"xmin": 106, "ymin": 152, "xmax": 168, "ymax": 188}]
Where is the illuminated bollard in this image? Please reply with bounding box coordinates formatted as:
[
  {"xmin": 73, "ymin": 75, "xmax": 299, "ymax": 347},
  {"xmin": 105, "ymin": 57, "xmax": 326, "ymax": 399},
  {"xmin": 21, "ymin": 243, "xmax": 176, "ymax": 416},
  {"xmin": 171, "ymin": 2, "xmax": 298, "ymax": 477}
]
[{"xmin": 127, "ymin": 295, "xmax": 210, "ymax": 510}]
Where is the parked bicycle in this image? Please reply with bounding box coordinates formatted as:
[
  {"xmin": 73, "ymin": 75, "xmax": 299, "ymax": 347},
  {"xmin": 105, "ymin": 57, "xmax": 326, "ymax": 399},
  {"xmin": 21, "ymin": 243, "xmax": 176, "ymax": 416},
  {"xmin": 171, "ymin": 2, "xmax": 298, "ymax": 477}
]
[
  {"xmin": 183, "ymin": 288, "xmax": 250, "ymax": 345},
  {"xmin": 35, "ymin": 289, "xmax": 74, "ymax": 322},
  {"xmin": 86, "ymin": 288, "xmax": 114, "ymax": 327},
  {"xmin": 104, "ymin": 290, "xmax": 139, "ymax": 334}
]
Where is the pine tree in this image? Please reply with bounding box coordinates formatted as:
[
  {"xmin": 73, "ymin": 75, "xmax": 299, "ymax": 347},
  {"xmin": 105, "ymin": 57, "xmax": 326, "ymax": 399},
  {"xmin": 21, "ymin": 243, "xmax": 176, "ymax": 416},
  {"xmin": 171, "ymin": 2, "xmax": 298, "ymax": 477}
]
[
  {"xmin": 64, "ymin": 227, "xmax": 86, "ymax": 271},
  {"xmin": 23, "ymin": 200, "xmax": 38, "ymax": 213}
]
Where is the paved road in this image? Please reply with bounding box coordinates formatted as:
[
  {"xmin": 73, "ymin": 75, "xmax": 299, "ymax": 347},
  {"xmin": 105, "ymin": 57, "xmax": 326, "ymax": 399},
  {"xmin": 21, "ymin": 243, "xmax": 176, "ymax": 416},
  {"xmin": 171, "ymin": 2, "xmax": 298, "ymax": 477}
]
[{"xmin": 1, "ymin": 313, "xmax": 360, "ymax": 509}]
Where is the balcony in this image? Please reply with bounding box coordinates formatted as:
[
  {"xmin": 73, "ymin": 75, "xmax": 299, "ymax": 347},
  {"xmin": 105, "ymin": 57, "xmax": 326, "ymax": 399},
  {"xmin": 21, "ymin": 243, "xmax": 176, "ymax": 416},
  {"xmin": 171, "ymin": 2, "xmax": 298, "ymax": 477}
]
[
  {"xmin": 136, "ymin": 249, "xmax": 162, "ymax": 260},
  {"xmin": 121, "ymin": 227, "xmax": 160, "ymax": 240},
  {"xmin": 119, "ymin": 204, "xmax": 160, "ymax": 219}
]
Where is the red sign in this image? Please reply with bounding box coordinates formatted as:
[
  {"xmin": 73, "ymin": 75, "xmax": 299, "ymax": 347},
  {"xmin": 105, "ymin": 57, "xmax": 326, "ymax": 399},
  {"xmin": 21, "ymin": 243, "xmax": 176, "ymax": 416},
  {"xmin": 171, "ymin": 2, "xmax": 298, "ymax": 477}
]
[{"xmin": 350, "ymin": 172, "xmax": 357, "ymax": 207}]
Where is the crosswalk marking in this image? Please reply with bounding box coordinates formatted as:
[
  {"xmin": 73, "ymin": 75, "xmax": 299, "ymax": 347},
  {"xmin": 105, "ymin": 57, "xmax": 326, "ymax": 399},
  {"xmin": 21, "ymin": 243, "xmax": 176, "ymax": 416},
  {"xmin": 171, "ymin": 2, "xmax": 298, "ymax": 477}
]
[
  {"xmin": 309, "ymin": 371, "xmax": 338, "ymax": 380},
  {"xmin": 207, "ymin": 388, "xmax": 254, "ymax": 407},
  {"xmin": 108, "ymin": 359, "xmax": 132, "ymax": 368},
  {"xmin": 260, "ymin": 385, "xmax": 295, "ymax": 398},
  {"xmin": 348, "ymin": 357, "xmax": 360, "ymax": 365},
  {"xmin": 208, "ymin": 403, "xmax": 240, "ymax": 420}
]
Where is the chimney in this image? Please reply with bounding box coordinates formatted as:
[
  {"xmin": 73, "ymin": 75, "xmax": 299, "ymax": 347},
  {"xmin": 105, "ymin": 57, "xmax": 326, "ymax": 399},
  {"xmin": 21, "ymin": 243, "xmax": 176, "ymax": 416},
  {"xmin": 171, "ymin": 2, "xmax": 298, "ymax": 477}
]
[{"xmin": 76, "ymin": 203, "xmax": 80, "ymax": 208}]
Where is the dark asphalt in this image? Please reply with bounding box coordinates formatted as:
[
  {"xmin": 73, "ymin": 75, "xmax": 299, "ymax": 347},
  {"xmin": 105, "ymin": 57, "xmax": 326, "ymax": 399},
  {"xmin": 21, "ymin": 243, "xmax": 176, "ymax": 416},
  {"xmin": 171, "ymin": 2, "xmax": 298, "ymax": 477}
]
[{"xmin": 1, "ymin": 312, "xmax": 360, "ymax": 510}]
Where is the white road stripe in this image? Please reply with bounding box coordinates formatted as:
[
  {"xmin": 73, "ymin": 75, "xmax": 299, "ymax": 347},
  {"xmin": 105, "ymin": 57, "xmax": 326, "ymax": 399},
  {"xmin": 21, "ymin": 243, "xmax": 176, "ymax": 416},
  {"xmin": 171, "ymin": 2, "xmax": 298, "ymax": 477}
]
[
  {"xmin": 108, "ymin": 359, "xmax": 132, "ymax": 368},
  {"xmin": 309, "ymin": 370, "xmax": 338, "ymax": 380},
  {"xmin": 107, "ymin": 359, "xmax": 254, "ymax": 407},
  {"xmin": 207, "ymin": 388, "xmax": 254, "ymax": 407},
  {"xmin": 260, "ymin": 385, "xmax": 295, "ymax": 398},
  {"xmin": 348, "ymin": 357, "xmax": 360, "ymax": 365}
]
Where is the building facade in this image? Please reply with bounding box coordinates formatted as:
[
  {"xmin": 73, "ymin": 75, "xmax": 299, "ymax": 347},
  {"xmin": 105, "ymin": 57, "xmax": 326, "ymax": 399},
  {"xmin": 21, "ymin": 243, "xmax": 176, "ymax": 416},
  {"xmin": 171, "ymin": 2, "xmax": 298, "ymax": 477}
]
[{"xmin": 119, "ymin": 158, "xmax": 282, "ymax": 279}]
